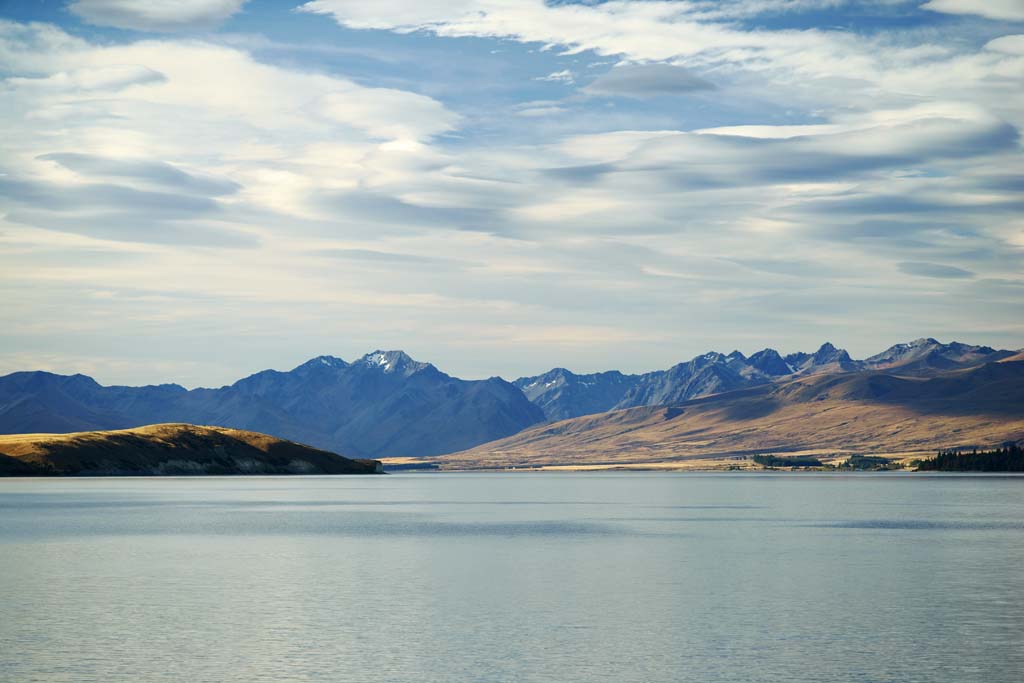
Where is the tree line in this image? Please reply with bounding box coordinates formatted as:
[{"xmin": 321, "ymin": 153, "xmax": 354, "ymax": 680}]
[{"xmin": 916, "ymin": 445, "xmax": 1024, "ymax": 472}]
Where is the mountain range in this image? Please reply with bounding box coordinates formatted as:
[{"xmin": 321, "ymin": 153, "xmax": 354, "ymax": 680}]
[
  {"xmin": 0, "ymin": 339, "xmax": 1018, "ymax": 461},
  {"xmin": 515, "ymin": 339, "xmax": 1015, "ymax": 421},
  {"xmin": 442, "ymin": 358, "xmax": 1024, "ymax": 471},
  {"xmin": 0, "ymin": 350, "xmax": 543, "ymax": 459}
]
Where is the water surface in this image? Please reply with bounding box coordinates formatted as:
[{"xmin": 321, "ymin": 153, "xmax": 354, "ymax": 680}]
[{"xmin": 1, "ymin": 473, "xmax": 1022, "ymax": 682}]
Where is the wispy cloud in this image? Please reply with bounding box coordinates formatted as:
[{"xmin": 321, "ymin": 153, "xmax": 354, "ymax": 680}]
[
  {"xmin": 899, "ymin": 261, "xmax": 975, "ymax": 279},
  {"xmin": 0, "ymin": 3, "xmax": 1021, "ymax": 385},
  {"xmin": 583, "ymin": 63, "xmax": 715, "ymax": 98},
  {"xmin": 921, "ymin": 0, "xmax": 1024, "ymax": 21},
  {"xmin": 69, "ymin": 0, "xmax": 250, "ymax": 32}
]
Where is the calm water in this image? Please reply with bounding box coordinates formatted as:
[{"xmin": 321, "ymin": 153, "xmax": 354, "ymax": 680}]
[{"xmin": 1, "ymin": 473, "xmax": 1022, "ymax": 683}]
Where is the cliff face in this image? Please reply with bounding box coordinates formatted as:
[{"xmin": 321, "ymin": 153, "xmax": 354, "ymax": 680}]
[{"xmin": 0, "ymin": 423, "xmax": 382, "ymax": 476}]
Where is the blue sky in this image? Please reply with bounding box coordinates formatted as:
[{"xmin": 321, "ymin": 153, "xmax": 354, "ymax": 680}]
[{"xmin": 0, "ymin": 0, "xmax": 1022, "ymax": 386}]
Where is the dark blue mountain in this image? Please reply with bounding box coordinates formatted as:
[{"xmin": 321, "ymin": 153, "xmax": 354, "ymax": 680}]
[
  {"xmin": 514, "ymin": 368, "xmax": 642, "ymax": 421},
  {"xmin": 0, "ymin": 351, "xmax": 545, "ymax": 459}
]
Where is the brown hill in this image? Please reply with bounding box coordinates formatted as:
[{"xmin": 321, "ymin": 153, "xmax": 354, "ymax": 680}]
[
  {"xmin": 0, "ymin": 423, "xmax": 382, "ymax": 476},
  {"xmin": 428, "ymin": 361, "xmax": 1024, "ymax": 470}
]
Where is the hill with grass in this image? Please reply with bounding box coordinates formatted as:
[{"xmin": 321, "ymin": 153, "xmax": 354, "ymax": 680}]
[{"xmin": 0, "ymin": 423, "xmax": 382, "ymax": 476}]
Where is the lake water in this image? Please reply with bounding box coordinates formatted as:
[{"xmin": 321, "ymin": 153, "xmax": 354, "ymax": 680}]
[{"xmin": 1, "ymin": 473, "xmax": 1022, "ymax": 683}]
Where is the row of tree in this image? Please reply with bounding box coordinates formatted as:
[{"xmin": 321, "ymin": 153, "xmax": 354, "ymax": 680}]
[
  {"xmin": 752, "ymin": 454, "xmax": 823, "ymax": 468},
  {"xmin": 916, "ymin": 445, "xmax": 1024, "ymax": 472}
]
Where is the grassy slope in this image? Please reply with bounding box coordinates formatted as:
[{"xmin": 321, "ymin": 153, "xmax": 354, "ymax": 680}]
[
  {"xmin": 0, "ymin": 423, "xmax": 381, "ymax": 476},
  {"xmin": 429, "ymin": 362, "xmax": 1024, "ymax": 470}
]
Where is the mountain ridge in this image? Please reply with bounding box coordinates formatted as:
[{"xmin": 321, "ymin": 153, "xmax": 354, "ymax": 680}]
[
  {"xmin": 0, "ymin": 350, "xmax": 544, "ymax": 459},
  {"xmin": 437, "ymin": 359, "xmax": 1024, "ymax": 470},
  {"xmin": 1, "ymin": 339, "xmax": 1018, "ymax": 459},
  {"xmin": 515, "ymin": 339, "xmax": 1017, "ymax": 421}
]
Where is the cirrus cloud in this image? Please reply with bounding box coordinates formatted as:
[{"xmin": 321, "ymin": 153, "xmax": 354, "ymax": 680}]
[
  {"xmin": 69, "ymin": 0, "xmax": 250, "ymax": 32},
  {"xmin": 921, "ymin": 0, "xmax": 1024, "ymax": 22}
]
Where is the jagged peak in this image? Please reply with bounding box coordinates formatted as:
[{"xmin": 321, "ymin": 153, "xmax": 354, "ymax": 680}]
[
  {"xmin": 357, "ymin": 349, "xmax": 431, "ymax": 374},
  {"xmin": 514, "ymin": 367, "xmax": 576, "ymax": 386},
  {"xmin": 292, "ymin": 355, "xmax": 348, "ymax": 372},
  {"xmin": 813, "ymin": 342, "xmax": 851, "ymax": 363},
  {"xmin": 748, "ymin": 348, "xmax": 792, "ymax": 375},
  {"xmin": 884, "ymin": 338, "xmax": 940, "ymax": 352}
]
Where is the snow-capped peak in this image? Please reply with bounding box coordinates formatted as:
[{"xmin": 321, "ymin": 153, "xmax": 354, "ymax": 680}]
[
  {"xmin": 293, "ymin": 355, "xmax": 347, "ymax": 372},
  {"xmin": 368, "ymin": 351, "xmax": 391, "ymax": 369},
  {"xmin": 358, "ymin": 350, "xmax": 423, "ymax": 374}
]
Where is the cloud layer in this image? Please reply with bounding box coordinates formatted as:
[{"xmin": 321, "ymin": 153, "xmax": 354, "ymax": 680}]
[
  {"xmin": 1, "ymin": 2, "xmax": 1022, "ymax": 386},
  {"xmin": 69, "ymin": 0, "xmax": 249, "ymax": 32}
]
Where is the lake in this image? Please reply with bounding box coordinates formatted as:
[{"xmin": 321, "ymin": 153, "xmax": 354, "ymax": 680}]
[{"xmin": 1, "ymin": 473, "xmax": 1022, "ymax": 682}]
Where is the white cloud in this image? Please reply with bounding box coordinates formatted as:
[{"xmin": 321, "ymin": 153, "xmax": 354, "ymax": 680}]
[
  {"xmin": 0, "ymin": 21, "xmax": 460, "ymax": 228},
  {"xmin": 7, "ymin": 64, "xmax": 166, "ymax": 92},
  {"xmin": 299, "ymin": 0, "xmax": 476, "ymax": 31},
  {"xmin": 921, "ymin": 0, "xmax": 1024, "ymax": 21},
  {"xmin": 320, "ymin": 88, "xmax": 458, "ymax": 141},
  {"xmin": 986, "ymin": 34, "xmax": 1024, "ymax": 54},
  {"xmin": 69, "ymin": 0, "xmax": 250, "ymax": 32},
  {"xmin": 516, "ymin": 105, "xmax": 567, "ymax": 117},
  {"xmin": 295, "ymin": 0, "xmax": 1024, "ymax": 157},
  {"xmin": 1, "ymin": 11, "xmax": 1022, "ymax": 384},
  {"xmin": 536, "ymin": 69, "xmax": 574, "ymax": 84}
]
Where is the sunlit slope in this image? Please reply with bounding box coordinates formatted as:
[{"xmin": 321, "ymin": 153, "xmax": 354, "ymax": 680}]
[
  {"xmin": 0, "ymin": 423, "xmax": 381, "ymax": 476},
  {"xmin": 436, "ymin": 361, "xmax": 1024, "ymax": 470}
]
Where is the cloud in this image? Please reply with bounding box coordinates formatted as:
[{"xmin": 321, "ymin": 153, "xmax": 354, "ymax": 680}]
[
  {"xmin": 0, "ymin": 171, "xmax": 258, "ymax": 247},
  {"xmin": 315, "ymin": 190, "xmax": 505, "ymax": 234},
  {"xmin": 299, "ymin": 0, "xmax": 1024, "ymax": 133},
  {"xmin": 548, "ymin": 104, "xmax": 1018, "ymax": 189},
  {"xmin": 319, "ymin": 88, "xmax": 459, "ymax": 141},
  {"xmin": 0, "ymin": 21, "xmax": 462, "ymax": 240},
  {"xmin": 6, "ymin": 64, "xmax": 166, "ymax": 92},
  {"xmin": 583, "ymin": 63, "xmax": 715, "ymax": 98},
  {"xmin": 37, "ymin": 153, "xmax": 240, "ymax": 196},
  {"xmin": 536, "ymin": 69, "xmax": 574, "ymax": 84},
  {"xmin": 516, "ymin": 105, "xmax": 567, "ymax": 117},
  {"xmin": 5, "ymin": 209, "xmax": 260, "ymax": 248},
  {"xmin": 68, "ymin": 0, "xmax": 249, "ymax": 32},
  {"xmin": 313, "ymin": 248, "xmax": 466, "ymax": 267},
  {"xmin": 795, "ymin": 192, "xmax": 1024, "ymax": 218},
  {"xmin": 2, "ymin": 12, "xmax": 1023, "ymax": 385},
  {"xmin": 921, "ymin": 0, "xmax": 1024, "ymax": 21},
  {"xmin": 898, "ymin": 261, "xmax": 975, "ymax": 279},
  {"xmin": 299, "ymin": 0, "xmax": 476, "ymax": 30},
  {"xmin": 985, "ymin": 34, "xmax": 1024, "ymax": 55},
  {"xmin": 0, "ymin": 176, "xmax": 219, "ymax": 215}
]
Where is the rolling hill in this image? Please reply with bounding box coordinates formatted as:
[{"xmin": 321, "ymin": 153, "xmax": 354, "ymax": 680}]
[{"xmin": 0, "ymin": 423, "xmax": 382, "ymax": 476}]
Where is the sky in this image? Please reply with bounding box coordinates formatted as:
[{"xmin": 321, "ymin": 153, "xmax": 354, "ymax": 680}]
[{"xmin": 0, "ymin": 0, "xmax": 1022, "ymax": 387}]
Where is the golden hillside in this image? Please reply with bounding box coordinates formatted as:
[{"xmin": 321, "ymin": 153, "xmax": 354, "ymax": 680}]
[
  {"xmin": 427, "ymin": 361, "xmax": 1024, "ymax": 471},
  {"xmin": 0, "ymin": 423, "xmax": 382, "ymax": 476}
]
